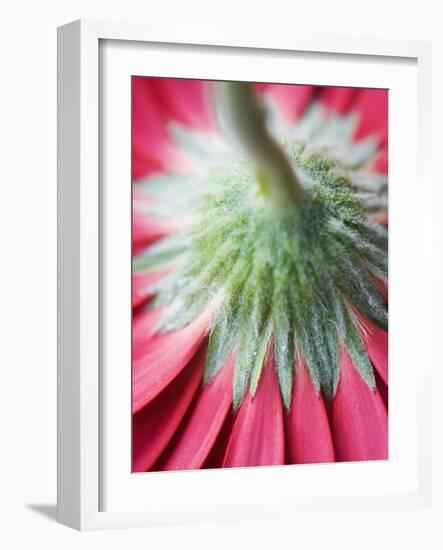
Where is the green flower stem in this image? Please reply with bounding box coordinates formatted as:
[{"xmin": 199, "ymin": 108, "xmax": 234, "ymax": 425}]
[{"xmin": 214, "ymin": 82, "xmax": 304, "ymax": 206}]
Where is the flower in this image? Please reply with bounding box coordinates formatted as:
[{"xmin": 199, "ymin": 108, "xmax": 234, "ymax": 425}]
[{"xmin": 132, "ymin": 77, "xmax": 388, "ymax": 472}]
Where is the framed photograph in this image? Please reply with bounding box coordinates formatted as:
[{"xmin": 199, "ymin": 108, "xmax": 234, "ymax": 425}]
[{"xmin": 57, "ymin": 19, "xmax": 433, "ymax": 530}]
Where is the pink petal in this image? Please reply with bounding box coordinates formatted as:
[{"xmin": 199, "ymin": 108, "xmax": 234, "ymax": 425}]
[
  {"xmin": 223, "ymin": 355, "xmax": 285, "ymax": 467},
  {"xmin": 132, "ymin": 77, "xmax": 187, "ymax": 180},
  {"xmin": 132, "ymin": 211, "xmax": 176, "ymax": 248},
  {"xmin": 132, "ymin": 309, "xmax": 210, "ymax": 413},
  {"xmin": 285, "ymin": 362, "xmax": 335, "ymax": 464},
  {"xmin": 375, "ymin": 371, "xmax": 388, "ymax": 411},
  {"xmin": 352, "ymin": 88, "xmax": 388, "ymax": 144},
  {"xmin": 132, "ymin": 306, "xmax": 166, "ymax": 360},
  {"xmin": 132, "ymin": 346, "xmax": 205, "ymax": 472},
  {"xmin": 132, "ymin": 155, "xmax": 162, "ymax": 182},
  {"xmin": 160, "ymin": 356, "xmax": 234, "ymax": 471},
  {"xmin": 372, "ymin": 148, "xmax": 388, "ymax": 174},
  {"xmin": 371, "ymin": 212, "xmax": 388, "ymax": 226},
  {"xmin": 332, "ymin": 348, "xmax": 388, "ymax": 462},
  {"xmin": 202, "ymin": 410, "xmax": 236, "ymax": 469},
  {"xmin": 150, "ymin": 78, "xmax": 217, "ymax": 132},
  {"xmin": 258, "ymin": 83, "xmax": 314, "ymax": 123},
  {"xmin": 319, "ymin": 86, "xmax": 358, "ymax": 114},
  {"xmin": 362, "ymin": 322, "xmax": 388, "ymax": 386},
  {"xmin": 132, "ymin": 272, "xmax": 166, "ymax": 308}
]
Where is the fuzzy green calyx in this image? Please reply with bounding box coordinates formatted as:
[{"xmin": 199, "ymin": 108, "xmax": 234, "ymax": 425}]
[{"xmin": 134, "ymin": 103, "xmax": 388, "ymax": 410}]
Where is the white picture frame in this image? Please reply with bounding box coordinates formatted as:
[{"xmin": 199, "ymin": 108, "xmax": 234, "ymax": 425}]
[{"xmin": 57, "ymin": 19, "xmax": 433, "ymax": 531}]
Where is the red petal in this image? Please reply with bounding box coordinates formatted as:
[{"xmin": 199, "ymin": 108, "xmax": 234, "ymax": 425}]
[
  {"xmin": 319, "ymin": 86, "xmax": 358, "ymax": 114},
  {"xmin": 223, "ymin": 356, "xmax": 285, "ymax": 467},
  {"xmin": 149, "ymin": 78, "xmax": 216, "ymax": 132},
  {"xmin": 258, "ymin": 83, "xmax": 314, "ymax": 123},
  {"xmin": 132, "ymin": 346, "xmax": 205, "ymax": 472},
  {"xmin": 132, "ymin": 306, "xmax": 166, "ymax": 360},
  {"xmin": 285, "ymin": 362, "xmax": 335, "ymax": 464},
  {"xmin": 132, "ymin": 309, "xmax": 210, "ymax": 413},
  {"xmin": 352, "ymin": 88, "xmax": 388, "ymax": 144},
  {"xmin": 132, "ymin": 211, "xmax": 176, "ymax": 248},
  {"xmin": 202, "ymin": 410, "xmax": 236, "ymax": 469},
  {"xmin": 362, "ymin": 322, "xmax": 388, "ymax": 386},
  {"xmin": 160, "ymin": 356, "xmax": 234, "ymax": 471},
  {"xmin": 132, "ymin": 77, "xmax": 187, "ymax": 180},
  {"xmin": 132, "ymin": 272, "xmax": 166, "ymax": 308},
  {"xmin": 375, "ymin": 370, "xmax": 388, "ymax": 411},
  {"xmin": 333, "ymin": 349, "xmax": 388, "ymax": 462},
  {"xmin": 371, "ymin": 213, "xmax": 388, "ymax": 226},
  {"xmin": 372, "ymin": 148, "xmax": 388, "ymax": 174}
]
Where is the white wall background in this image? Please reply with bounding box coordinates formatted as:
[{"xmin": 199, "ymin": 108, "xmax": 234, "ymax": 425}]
[{"xmin": 0, "ymin": 0, "xmax": 441, "ymax": 547}]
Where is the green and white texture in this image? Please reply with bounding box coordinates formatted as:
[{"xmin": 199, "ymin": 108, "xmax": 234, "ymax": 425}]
[{"xmin": 134, "ymin": 83, "xmax": 388, "ymax": 410}]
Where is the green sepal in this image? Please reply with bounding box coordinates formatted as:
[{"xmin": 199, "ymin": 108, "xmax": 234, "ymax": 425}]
[
  {"xmin": 169, "ymin": 123, "xmax": 221, "ymax": 161},
  {"xmin": 325, "ymin": 323, "xmax": 342, "ymax": 397},
  {"xmin": 340, "ymin": 137, "xmax": 378, "ymax": 169},
  {"xmin": 351, "ymin": 172, "xmax": 388, "ymax": 193},
  {"xmin": 233, "ymin": 334, "xmax": 256, "ymax": 409},
  {"xmin": 133, "ymin": 235, "xmax": 189, "ymax": 274},
  {"xmin": 136, "ymin": 173, "xmax": 205, "ymax": 207},
  {"xmin": 158, "ymin": 290, "xmax": 209, "ymax": 333},
  {"xmin": 272, "ymin": 281, "xmax": 295, "ymax": 409},
  {"xmin": 343, "ymin": 312, "xmax": 376, "ymax": 389},
  {"xmin": 205, "ymin": 313, "xmax": 235, "ymax": 382},
  {"xmin": 249, "ymin": 321, "xmax": 273, "ymax": 397},
  {"xmin": 308, "ymin": 309, "xmax": 340, "ymax": 400},
  {"xmin": 344, "ymin": 259, "xmax": 388, "ymax": 331}
]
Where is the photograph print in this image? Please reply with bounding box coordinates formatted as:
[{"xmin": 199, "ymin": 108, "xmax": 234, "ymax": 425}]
[{"xmin": 131, "ymin": 77, "xmax": 388, "ymax": 473}]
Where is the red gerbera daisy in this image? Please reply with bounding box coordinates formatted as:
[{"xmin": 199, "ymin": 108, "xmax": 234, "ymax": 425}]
[{"xmin": 131, "ymin": 77, "xmax": 388, "ymax": 472}]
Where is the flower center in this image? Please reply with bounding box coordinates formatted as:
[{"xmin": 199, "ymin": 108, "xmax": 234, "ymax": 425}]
[
  {"xmin": 134, "ymin": 86, "xmax": 388, "ymax": 410},
  {"xmin": 143, "ymin": 140, "xmax": 387, "ymax": 409}
]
